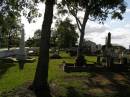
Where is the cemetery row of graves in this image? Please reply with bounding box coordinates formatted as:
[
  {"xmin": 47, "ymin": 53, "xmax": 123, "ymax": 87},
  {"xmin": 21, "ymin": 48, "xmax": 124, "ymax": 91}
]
[
  {"xmin": 0, "ymin": 32, "xmax": 130, "ymax": 97},
  {"xmin": 0, "ymin": 50, "xmax": 130, "ymax": 97},
  {"xmin": 0, "ymin": 32, "xmax": 130, "ymax": 73},
  {"xmin": 63, "ymin": 32, "xmax": 130, "ymax": 72}
]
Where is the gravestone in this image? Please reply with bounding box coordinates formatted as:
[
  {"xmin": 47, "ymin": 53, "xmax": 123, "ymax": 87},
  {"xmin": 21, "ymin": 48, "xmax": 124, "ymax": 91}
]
[
  {"xmin": 120, "ymin": 52, "xmax": 128, "ymax": 70},
  {"xmin": 106, "ymin": 32, "xmax": 112, "ymax": 68},
  {"xmin": 17, "ymin": 25, "xmax": 27, "ymax": 70},
  {"xmin": 103, "ymin": 32, "xmax": 114, "ymax": 68}
]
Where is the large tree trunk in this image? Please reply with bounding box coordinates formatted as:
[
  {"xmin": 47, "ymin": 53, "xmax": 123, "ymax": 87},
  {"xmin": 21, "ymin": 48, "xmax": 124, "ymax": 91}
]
[
  {"xmin": 32, "ymin": 0, "xmax": 54, "ymax": 97},
  {"xmin": 77, "ymin": 8, "xmax": 89, "ymax": 57},
  {"xmin": 75, "ymin": 8, "xmax": 90, "ymax": 66}
]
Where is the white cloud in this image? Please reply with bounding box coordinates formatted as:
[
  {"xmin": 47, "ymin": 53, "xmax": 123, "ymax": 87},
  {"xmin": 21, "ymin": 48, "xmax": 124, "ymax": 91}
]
[
  {"xmin": 85, "ymin": 22, "xmax": 110, "ymax": 34},
  {"xmin": 124, "ymin": 24, "xmax": 130, "ymax": 28},
  {"xmin": 84, "ymin": 22, "xmax": 130, "ymax": 48},
  {"xmin": 126, "ymin": 8, "xmax": 130, "ymax": 13},
  {"xmin": 111, "ymin": 35, "xmax": 126, "ymax": 39}
]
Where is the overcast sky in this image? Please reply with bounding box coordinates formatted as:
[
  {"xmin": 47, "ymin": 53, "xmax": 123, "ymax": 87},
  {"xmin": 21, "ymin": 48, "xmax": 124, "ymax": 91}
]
[{"xmin": 22, "ymin": 0, "xmax": 130, "ymax": 49}]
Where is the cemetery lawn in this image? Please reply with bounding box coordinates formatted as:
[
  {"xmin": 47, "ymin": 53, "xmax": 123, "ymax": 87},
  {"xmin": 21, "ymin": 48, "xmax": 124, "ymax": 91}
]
[{"xmin": 0, "ymin": 52, "xmax": 130, "ymax": 97}]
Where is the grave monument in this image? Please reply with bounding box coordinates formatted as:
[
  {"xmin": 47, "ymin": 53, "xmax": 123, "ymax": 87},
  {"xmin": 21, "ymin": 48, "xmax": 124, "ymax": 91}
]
[
  {"xmin": 17, "ymin": 25, "xmax": 27, "ymax": 69},
  {"xmin": 104, "ymin": 32, "xmax": 113, "ymax": 68}
]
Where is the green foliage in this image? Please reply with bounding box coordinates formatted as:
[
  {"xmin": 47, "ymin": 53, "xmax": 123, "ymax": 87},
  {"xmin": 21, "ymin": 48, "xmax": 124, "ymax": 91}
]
[
  {"xmin": 33, "ymin": 29, "xmax": 41, "ymax": 39},
  {"xmin": 0, "ymin": 0, "xmax": 41, "ymax": 48},
  {"xmin": 57, "ymin": 0, "xmax": 127, "ymax": 57},
  {"xmin": 0, "ymin": 29, "xmax": 20, "ymax": 48},
  {"xmin": 25, "ymin": 29, "xmax": 41, "ymax": 47},
  {"xmin": 60, "ymin": 0, "xmax": 127, "ymax": 23},
  {"xmin": 25, "ymin": 38, "xmax": 35, "ymax": 47},
  {"xmin": 0, "ymin": 0, "xmax": 40, "ymax": 34},
  {"xmin": 51, "ymin": 18, "xmax": 79, "ymax": 48}
]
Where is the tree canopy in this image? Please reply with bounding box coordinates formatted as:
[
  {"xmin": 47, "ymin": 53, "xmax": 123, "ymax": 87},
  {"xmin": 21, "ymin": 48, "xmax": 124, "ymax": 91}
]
[
  {"xmin": 0, "ymin": 0, "xmax": 42, "ymax": 49},
  {"xmin": 59, "ymin": 0, "xmax": 127, "ymax": 22},
  {"xmin": 0, "ymin": 0, "xmax": 40, "ymax": 35},
  {"xmin": 51, "ymin": 18, "xmax": 79, "ymax": 48},
  {"xmin": 25, "ymin": 29, "xmax": 41, "ymax": 47},
  {"xmin": 57, "ymin": 0, "xmax": 127, "ymax": 58}
]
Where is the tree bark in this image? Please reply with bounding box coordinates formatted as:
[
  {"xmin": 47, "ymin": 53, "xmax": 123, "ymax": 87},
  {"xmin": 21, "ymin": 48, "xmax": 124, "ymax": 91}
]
[
  {"xmin": 77, "ymin": 8, "xmax": 89, "ymax": 57},
  {"xmin": 75, "ymin": 7, "xmax": 91, "ymax": 66},
  {"xmin": 32, "ymin": 0, "xmax": 54, "ymax": 97}
]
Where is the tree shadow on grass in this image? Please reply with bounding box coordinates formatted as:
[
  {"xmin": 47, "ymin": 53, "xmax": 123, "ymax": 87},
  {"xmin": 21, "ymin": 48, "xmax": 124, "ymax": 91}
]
[
  {"xmin": 66, "ymin": 87, "xmax": 93, "ymax": 97},
  {"xmin": 0, "ymin": 60, "xmax": 16, "ymax": 79},
  {"xmin": 95, "ymin": 72, "xmax": 130, "ymax": 97},
  {"xmin": 65, "ymin": 72, "xmax": 130, "ymax": 97},
  {"xmin": 120, "ymin": 72, "xmax": 130, "ymax": 82}
]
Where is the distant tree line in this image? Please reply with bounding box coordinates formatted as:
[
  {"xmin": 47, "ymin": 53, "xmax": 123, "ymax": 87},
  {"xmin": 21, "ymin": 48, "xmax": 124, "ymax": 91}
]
[
  {"xmin": 0, "ymin": 30, "xmax": 20, "ymax": 48},
  {"xmin": 26, "ymin": 18, "xmax": 79, "ymax": 49}
]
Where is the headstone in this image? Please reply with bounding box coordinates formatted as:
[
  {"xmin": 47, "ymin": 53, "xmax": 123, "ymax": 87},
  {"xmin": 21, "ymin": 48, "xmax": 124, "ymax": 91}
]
[
  {"xmin": 104, "ymin": 32, "xmax": 113, "ymax": 68},
  {"xmin": 17, "ymin": 25, "xmax": 27, "ymax": 70},
  {"xmin": 18, "ymin": 25, "xmax": 26, "ymax": 59},
  {"xmin": 107, "ymin": 32, "xmax": 111, "ymax": 47}
]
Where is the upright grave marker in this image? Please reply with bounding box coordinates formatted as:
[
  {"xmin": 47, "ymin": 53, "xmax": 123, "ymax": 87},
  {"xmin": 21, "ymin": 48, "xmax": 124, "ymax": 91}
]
[
  {"xmin": 17, "ymin": 25, "xmax": 27, "ymax": 70},
  {"xmin": 104, "ymin": 32, "xmax": 113, "ymax": 68}
]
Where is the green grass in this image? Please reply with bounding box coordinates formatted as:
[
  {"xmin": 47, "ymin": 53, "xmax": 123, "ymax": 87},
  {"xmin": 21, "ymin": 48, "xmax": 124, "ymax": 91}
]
[
  {"xmin": 0, "ymin": 52, "xmax": 130, "ymax": 97},
  {"xmin": 0, "ymin": 52, "xmax": 95, "ymax": 93},
  {"xmin": 0, "ymin": 60, "xmax": 37, "ymax": 92},
  {"xmin": 48, "ymin": 52, "xmax": 96, "ymax": 97},
  {"xmin": 85, "ymin": 56, "xmax": 97, "ymax": 64}
]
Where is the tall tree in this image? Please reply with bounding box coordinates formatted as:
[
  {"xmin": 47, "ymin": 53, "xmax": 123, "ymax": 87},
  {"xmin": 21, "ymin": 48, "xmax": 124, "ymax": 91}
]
[
  {"xmin": 52, "ymin": 18, "xmax": 78, "ymax": 49},
  {"xmin": 58, "ymin": 0, "xmax": 127, "ymax": 65},
  {"xmin": 25, "ymin": 29, "xmax": 41, "ymax": 47},
  {"xmin": 0, "ymin": 0, "xmax": 39, "ymax": 50},
  {"xmin": 0, "ymin": 0, "xmax": 54, "ymax": 96},
  {"xmin": 34, "ymin": 29, "xmax": 41, "ymax": 39},
  {"xmin": 25, "ymin": 37, "xmax": 35, "ymax": 47},
  {"xmin": 31, "ymin": 0, "xmax": 55, "ymax": 97},
  {"xmin": 33, "ymin": 29, "xmax": 41, "ymax": 47}
]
